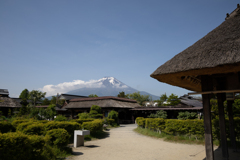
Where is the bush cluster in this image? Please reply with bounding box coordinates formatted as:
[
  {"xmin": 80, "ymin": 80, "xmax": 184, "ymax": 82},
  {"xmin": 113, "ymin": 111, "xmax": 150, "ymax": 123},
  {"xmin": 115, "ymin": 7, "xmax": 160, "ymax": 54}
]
[
  {"xmin": 0, "ymin": 132, "xmax": 47, "ymax": 160},
  {"xmin": 82, "ymin": 119, "xmax": 103, "ymax": 132},
  {"xmin": 136, "ymin": 117, "xmax": 240, "ymax": 140},
  {"xmin": 71, "ymin": 119, "xmax": 94, "ymax": 124},
  {"xmin": 0, "ymin": 121, "xmax": 15, "ymax": 133}
]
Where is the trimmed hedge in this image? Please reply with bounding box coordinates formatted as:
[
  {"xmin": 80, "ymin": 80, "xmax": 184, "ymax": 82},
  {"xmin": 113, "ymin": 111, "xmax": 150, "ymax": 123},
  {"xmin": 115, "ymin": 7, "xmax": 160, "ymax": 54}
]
[
  {"xmin": 71, "ymin": 119, "xmax": 94, "ymax": 124},
  {"xmin": 22, "ymin": 123, "xmax": 45, "ymax": 135},
  {"xmin": 0, "ymin": 121, "xmax": 15, "ymax": 133},
  {"xmin": 136, "ymin": 117, "xmax": 240, "ymax": 140},
  {"xmin": 82, "ymin": 119, "xmax": 103, "ymax": 132},
  {"xmin": 12, "ymin": 119, "xmax": 30, "ymax": 128},
  {"xmin": 136, "ymin": 117, "xmax": 145, "ymax": 128},
  {"xmin": 106, "ymin": 118, "xmax": 116, "ymax": 126},
  {"xmin": 0, "ymin": 132, "xmax": 46, "ymax": 160},
  {"xmin": 44, "ymin": 121, "xmax": 81, "ymax": 139},
  {"xmin": 46, "ymin": 129, "xmax": 70, "ymax": 149}
]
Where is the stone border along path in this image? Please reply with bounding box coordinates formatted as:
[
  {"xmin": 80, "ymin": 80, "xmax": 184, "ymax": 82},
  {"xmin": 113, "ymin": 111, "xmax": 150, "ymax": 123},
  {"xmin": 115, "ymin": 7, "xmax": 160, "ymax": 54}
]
[{"xmin": 68, "ymin": 124, "xmax": 240, "ymax": 160}]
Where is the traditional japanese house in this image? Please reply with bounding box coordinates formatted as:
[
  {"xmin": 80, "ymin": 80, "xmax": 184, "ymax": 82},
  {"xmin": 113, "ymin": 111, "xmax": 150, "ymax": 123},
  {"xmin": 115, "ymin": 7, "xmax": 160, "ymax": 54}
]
[
  {"xmin": 0, "ymin": 89, "xmax": 21, "ymax": 116},
  {"xmin": 63, "ymin": 96, "xmax": 141, "ymax": 123},
  {"xmin": 151, "ymin": 4, "xmax": 240, "ymax": 160}
]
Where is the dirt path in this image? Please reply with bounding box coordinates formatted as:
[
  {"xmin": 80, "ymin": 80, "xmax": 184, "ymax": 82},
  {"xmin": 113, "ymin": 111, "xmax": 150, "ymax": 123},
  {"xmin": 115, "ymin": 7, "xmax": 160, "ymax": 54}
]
[{"xmin": 68, "ymin": 124, "xmax": 239, "ymax": 160}]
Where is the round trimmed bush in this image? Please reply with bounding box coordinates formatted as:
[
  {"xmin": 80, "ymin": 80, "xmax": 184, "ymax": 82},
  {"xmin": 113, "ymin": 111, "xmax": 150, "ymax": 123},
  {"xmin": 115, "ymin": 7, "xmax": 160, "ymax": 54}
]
[{"xmin": 46, "ymin": 128, "xmax": 70, "ymax": 148}]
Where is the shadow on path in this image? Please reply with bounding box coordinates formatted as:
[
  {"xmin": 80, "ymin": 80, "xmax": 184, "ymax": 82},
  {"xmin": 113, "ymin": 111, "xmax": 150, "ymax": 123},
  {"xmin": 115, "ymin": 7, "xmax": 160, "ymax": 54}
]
[{"xmin": 202, "ymin": 147, "xmax": 240, "ymax": 160}]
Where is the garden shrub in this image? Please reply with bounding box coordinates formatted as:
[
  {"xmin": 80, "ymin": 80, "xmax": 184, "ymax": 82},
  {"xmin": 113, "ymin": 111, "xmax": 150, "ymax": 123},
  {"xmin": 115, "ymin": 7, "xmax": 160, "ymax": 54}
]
[
  {"xmin": 16, "ymin": 121, "xmax": 37, "ymax": 132},
  {"xmin": 106, "ymin": 118, "xmax": 116, "ymax": 126},
  {"xmin": 107, "ymin": 110, "xmax": 119, "ymax": 124},
  {"xmin": 0, "ymin": 132, "xmax": 32, "ymax": 160},
  {"xmin": 136, "ymin": 117, "xmax": 145, "ymax": 128},
  {"xmin": 78, "ymin": 112, "xmax": 91, "ymax": 119},
  {"xmin": 22, "ymin": 123, "xmax": 45, "ymax": 135},
  {"xmin": 89, "ymin": 105, "xmax": 102, "ymax": 118},
  {"xmin": 11, "ymin": 119, "xmax": 30, "ymax": 128},
  {"xmin": 148, "ymin": 110, "xmax": 167, "ymax": 119},
  {"xmin": 145, "ymin": 118, "xmax": 165, "ymax": 133},
  {"xmin": 44, "ymin": 121, "xmax": 81, "ymax": 140},
  {"xmin": 71, "ymin": 119, "xmax": 94, "ymax": 124},
  {"xmin": 82, "ymin": 119, "xmax": 103, "ymax": 132},
  {"xmin": 0, "ymin": 121, "xmax": 15, "ymax": 133},
  {"xmin": 46, "ymin": 129, "xmax": 70, "ymax": 149},
  {"xmin": 54, "ymin": 115, "xmax": 67, "ymax": 121},
  {"xmin": 177, "ymin": 111, "xmax": 198, "ymax": 120}
]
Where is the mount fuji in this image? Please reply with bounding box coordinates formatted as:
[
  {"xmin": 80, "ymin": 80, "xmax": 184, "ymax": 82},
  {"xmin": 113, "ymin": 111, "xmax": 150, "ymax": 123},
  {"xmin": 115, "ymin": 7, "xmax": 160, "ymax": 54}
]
[{"xmin": 65, "ymin": 77, "xmax": 159, "ymax": 100}]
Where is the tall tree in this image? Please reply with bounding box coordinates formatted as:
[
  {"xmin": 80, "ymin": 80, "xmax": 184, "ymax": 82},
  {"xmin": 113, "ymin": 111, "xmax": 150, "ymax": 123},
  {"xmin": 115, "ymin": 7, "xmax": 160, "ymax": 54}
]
[
  {"xmin": 89, "ymin": 94, "xmax": 98, "ymax": 97},
  {"xmin": 166, "ymin": 93, "xmax": 180, "ymax": 106},
  {"xmin": 128, "ymin": 92, "xmax": 150, "ymax": 106},
  {"xmin": 117, "ymin": 91, "xmax": 128, "ymax": 98},
  {"xmin": 28, "ymin": 90, "xmax": 46, "ymax": 106},
  {"xmin": 157, "ymin": 93, "xmax": 168, "ymax": 106},
  {"xmin": 42, "ymin": 98, "xmax": 50, "ymax": 105},
  {"xmin": 19, "ymin": 89, "xmax": 29, "ymax": 100}
]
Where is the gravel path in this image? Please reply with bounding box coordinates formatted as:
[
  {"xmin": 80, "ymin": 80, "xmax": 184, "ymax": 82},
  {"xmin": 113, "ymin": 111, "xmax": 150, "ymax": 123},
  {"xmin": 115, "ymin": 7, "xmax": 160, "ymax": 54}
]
[{"xmin": 68, "ymin": 124, "xmax": 240, "ymax": 160}]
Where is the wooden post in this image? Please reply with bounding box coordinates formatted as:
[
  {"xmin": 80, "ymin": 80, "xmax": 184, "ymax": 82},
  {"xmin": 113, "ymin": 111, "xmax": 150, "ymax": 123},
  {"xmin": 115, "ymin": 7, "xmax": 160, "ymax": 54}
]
[
  {"xmin": 202, "ymin": 94, "xmax": 214, "ymax": 160},
  {"xmin": 217, "ymin": 93, "xmax": 229, "ymax": 160},
  {"xmin": 201, "ymin": 75, "xmax": 214, "ymax": 160},
  {"xmin": 227, "ymin": 100, "xmax": 237, "ymax": 151}
]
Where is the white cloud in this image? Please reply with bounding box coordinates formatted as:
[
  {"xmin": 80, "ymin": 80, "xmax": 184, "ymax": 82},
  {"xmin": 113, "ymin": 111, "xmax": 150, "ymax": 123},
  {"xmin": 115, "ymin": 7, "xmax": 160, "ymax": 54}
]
[{"xmin": 39, "ymin": 79, "xmax": 103, "ymax": 97}]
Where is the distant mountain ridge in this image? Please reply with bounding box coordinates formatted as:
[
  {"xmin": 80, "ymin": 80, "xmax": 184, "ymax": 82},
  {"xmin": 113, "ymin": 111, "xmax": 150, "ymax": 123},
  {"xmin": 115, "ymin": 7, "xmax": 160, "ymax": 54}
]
[{"xmin": 65, "ymin": 77, "xmax": 159, "ymax": 100}]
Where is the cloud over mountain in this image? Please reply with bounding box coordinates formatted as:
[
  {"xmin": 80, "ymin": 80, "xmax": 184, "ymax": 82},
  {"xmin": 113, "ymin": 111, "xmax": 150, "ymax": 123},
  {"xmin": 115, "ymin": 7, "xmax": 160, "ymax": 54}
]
[{"xmin": 40, "ymin": 77, "xmax": 128, "ymax": 97}]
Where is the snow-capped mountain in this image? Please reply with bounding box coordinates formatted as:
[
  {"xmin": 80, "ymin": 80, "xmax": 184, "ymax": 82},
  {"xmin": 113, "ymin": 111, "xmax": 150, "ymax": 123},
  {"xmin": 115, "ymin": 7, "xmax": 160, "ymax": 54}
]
[{"xmin": 65, "ymin": 77, "xmax": 159, "ymax": 100}]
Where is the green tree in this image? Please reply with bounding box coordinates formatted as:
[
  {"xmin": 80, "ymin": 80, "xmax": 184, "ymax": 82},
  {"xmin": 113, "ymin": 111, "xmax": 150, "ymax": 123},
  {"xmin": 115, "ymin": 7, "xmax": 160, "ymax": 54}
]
[
  {"xmin": 54, "ymin": 115, "xmax": 67, "ymax": 121},
  {"xmin": 89, "ymin": 105, "xmax": 102, "ymax": 118},
  {"xmin": 166, "ymin": 93, "xmax": 180, "ymax": 106},
  {"xmin": 107, "ymin": 110, "xmax": 119, "ymax": 125},
  {"xmin": 117, "ymin": 91, "xmax": 128, "ymax": 98},
  {"xmin": 156, "ymin": 93, "xmax": 168, "ymax": 106},
  {"xmin": 128, "ymin": 92, "xmax": 150, "ymax": 106},
  {"xmin": 44, "ymin": 104, "xmax": 57, "ymax": 120},
  {"xmin": 78, "ymin": 112, "xmax": 91, "ymax": 119},
  {"xmin": 19, "ymin": 89, "xmax": 29, "ymax": 100},
  {"xmin": 177, "ymin": 111, "xmax": 198, "ymax": 120},
  {"xmin": 50, "ymin": 96, "xmax": 57, "ymax": 104},
  {"xmin": 28, "ymin": 90, "xmax": 46, "ymax": 106},
  {"xmin": 148, "ymin": 110, "xmax": 167, "ymax": 119},
  {"xmin": 89, "ymin": 94, "xmax": 98, "ymax": 97},
  {"xmin": 42, "ymin": 98, "xmax": 50, "ymax": 105}
]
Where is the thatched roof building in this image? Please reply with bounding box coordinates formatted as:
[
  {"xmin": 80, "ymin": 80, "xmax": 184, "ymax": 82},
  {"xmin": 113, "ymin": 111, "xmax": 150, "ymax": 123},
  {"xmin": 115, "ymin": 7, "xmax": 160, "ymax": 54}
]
[
  {"xmin": 151, "ymin": 5, "xmax": 240, "ymax": 92},
  {"xmin": 0, "ymin": 97, "xmax": 22, "ymax": 108},
  {"xmin": 64, "ymin": 96, "xmax": 140, "ymax": 109}
]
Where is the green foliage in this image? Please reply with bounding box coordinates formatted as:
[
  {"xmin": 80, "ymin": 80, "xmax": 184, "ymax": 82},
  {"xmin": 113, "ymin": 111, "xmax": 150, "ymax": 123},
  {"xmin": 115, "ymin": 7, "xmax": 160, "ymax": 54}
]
[
  {"xmin": 177, "ymin": 111, "xmax": 198, "ymax": 120},
  {"xmin": 105, "ymin": 119, "xmax": 116, "ymax": 126},
  {"xmin": 136, "ymin": 117, "xmax": 145, "ymax": 128},
  {"xmin": 46, "ymin": 129, "xmax": 70, "ymax": 148},
  {"xmin": 50, "ymin": 96, "xmax": 65, "ymax": 106},
  {"xmin": 0, "ymin": 111, "xmax": 6, "ymax": 121},
  {"xmin": 42, "ymin": 98, "xmax": 51, "ymax": 105},
  {"xmin": 78, "ymin": 112, "xmax": 91, "ymax": 119},
  {"xmin": 44, "ymin": 121, "xmax": 81, "ymax": 139},
  {"xmin": 54, "ymin": 115, "xmax": 67, "ymax": 121},
  {"xmin": 82, "ymin": 119, "xmax": 103, "ymax": 132},
  {"xmin": 28, "ymin": 90, "xmax": 46, "ymax": 106},
  {"xmin": 127, "ymin": 92, "xmax": 150, "ymax": 105},
  {"xmin": 17, "ymin": 121, "xmax": 36, "ymax": 132},
  {"xmin": 0, "ymin": 132, "xmax": 52, "ymax": 160},
  {"xmin": 19, "ymin": 89, "xmax": 29, "ymax": 100},
  {"xmin": 45, "ymin": 104, "xmax": 57, "ymax": 120},
  {"xmin": 22, "ymin": 123, "xmax": 45, "ymax": 135},
  {"xmin": 0, "ymin": 132, "xmax": 32, "ymax": 160},
  {"xmin": 19, "ymin": 100, "xmax": 29, "ymax": 116},
  {"xmin": 233, "ymin": 99, "xmax": 240, "ymax": 117},
  {"xmin": 89, "ymin": 105, "xmax": 102, "ymax": 118},
  {"xmin": 0, "ymin": 121, "xmax": 15, "ymax": 133},
  {"xmin": 11, "ymin": 119, "xmax": 30, "ymax": 128},
  {"xmin": 148, "ymin": 110, "xmax": 167, "ymax": 119},
  {"xmin": 166, "ymin": 93, "xmax": 180, "ymax": 106},
  {"xmin": 72, "ymin": 119, "xmax": 94, "ymax": 124},
  {"xmin": 157, "ymin": 93, "xmax": 168, "ymax": 106},
  {"xmin": 107, "ymin": 110, "xmax": 118, "ymax": 124},
  {"xmin": 117, "ymin": 91, "xmax": 128, "ymax": 98},
  {"xmin": 145, "ymin": 118, "xmax": 165, "ymax": 133},
  {"xmin": 88, "ymin": 94, "xmax": 98, "ymax": 97}
]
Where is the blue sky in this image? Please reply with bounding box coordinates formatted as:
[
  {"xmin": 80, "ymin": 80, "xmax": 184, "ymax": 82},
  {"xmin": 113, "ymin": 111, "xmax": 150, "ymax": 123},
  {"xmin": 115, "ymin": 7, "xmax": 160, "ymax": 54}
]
[{"xmin": 0, "ymin": 0, "xmax": 238, "ymax": 98}]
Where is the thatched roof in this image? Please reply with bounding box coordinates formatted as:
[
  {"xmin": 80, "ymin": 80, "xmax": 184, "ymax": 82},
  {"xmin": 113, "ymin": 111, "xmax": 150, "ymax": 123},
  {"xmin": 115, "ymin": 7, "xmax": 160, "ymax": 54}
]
[
  {"xmin": 59, "ymin": 94, "xmax": 88, "ymax": 100},
  {"xmin": 64, "ymin": 96, "xmax": 140, "ymax": 109},
  {"xmin": 131, "ymin": 107, "xmax": 203, "ymax": 111},
  {"xmin": 0, "ymin": 97, "xmax": 22, "ymax": 108},
  {"xmin": 151, "ymin": 5, "xmax": 240, "ymax": 91}
]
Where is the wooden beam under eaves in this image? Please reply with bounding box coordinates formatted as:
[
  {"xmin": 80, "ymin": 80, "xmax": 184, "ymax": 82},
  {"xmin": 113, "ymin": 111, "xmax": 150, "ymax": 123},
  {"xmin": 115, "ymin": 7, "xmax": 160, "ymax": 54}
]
[{"xmin": 188, "ymin": 89, "xmax": 240, "ymax": 95}]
